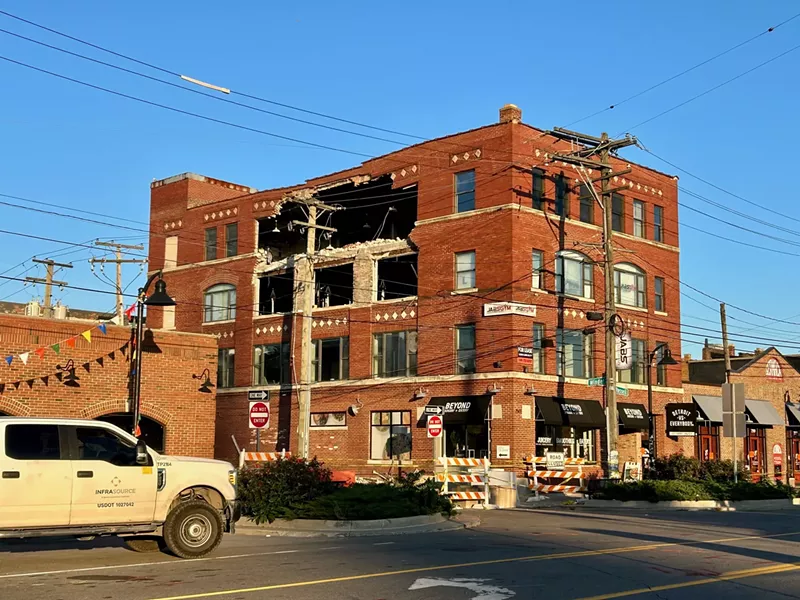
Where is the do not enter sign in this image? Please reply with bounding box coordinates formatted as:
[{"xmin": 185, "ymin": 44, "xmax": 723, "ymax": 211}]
[
  {"xmin": 249, "ymin": 401, "xmax": 270, "ymax": 429},
  {"xmin": 427, "ymin": 414, "xmax": 443, "ymax": 438}
]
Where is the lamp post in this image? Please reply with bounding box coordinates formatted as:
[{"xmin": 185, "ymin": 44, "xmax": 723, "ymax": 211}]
[
  {"xmin": 646, "ymin": 343, "xmax": 678, "ymax": 471},
  {"xmin": 132, "ymin": 271, "xmax": 176, "ymax": 437}
]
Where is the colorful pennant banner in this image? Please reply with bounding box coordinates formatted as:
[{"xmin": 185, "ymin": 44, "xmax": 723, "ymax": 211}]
[{"xmin": 4, "ymin": 321, "xmax": 110, "ymax": 367}]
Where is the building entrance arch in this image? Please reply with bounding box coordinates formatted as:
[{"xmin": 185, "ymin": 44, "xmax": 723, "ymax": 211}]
[{"xmin": 94, "ymin": 413, "xmax": 165, "ymax": 452}]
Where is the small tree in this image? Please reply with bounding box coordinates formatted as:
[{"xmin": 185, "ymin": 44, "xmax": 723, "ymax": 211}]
[{"xmin": 238, "ymin": 457, "xmax": 335, "ymax": 523}]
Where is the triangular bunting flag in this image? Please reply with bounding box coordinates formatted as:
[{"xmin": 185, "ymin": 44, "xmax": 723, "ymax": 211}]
[
  {"xmin": 18, "ymin": 352, "xmax": 29, "ymax": 365},
  {"xmin": 25, "ymin": 379, "xmax": 34, "ymax": 388},
  {"xmin": 51, "ymin": 343, "xmax": 60, "ymax": 355},
  {"xmin": 98, "ymin": 323, "xmax": 107, "ymax": 335},
  {"xmin": 4, "ymin": 356, "xmax": 11, "ymax": 366},
  {"xmin": 12, "ymin": 381, "xmax": 20, "ymax": 389},
  {"xmin": 40, "ymin": 375, "xmax": 49, "ymax": 386},
  {"xmin": 66, "ymin": 337, "xmax": 76, "ymax": 349},
  {"xmin": 55, "ymin": 372, "xmax": 63, "ymax": 382},
  {"xmin": 108, "ymin": 351, "xmax": 115, "ymax": 361},
  {"xmin": 95, "ymin": 356, "xmax": 104, "ymax": 368},
  {"xmin": 34, "ymin": 348, "xmax": 45, "ymax": 360},
  {"xmin": 82, "ymin": 362, "xmax": 91, "ymax": 373},
  {"xmin": 124, "ymin": 303, "xmax": 137, "ymax": 319},
  {"xmin": 81, "ymin": 330, "xmax": 92, "ymax": 343},
  {"xmin": 0, "ymin": 383, "xmax": 5, "ymax": 394},
  {"xmin": 120, "ymin": 344, "xmax": 128, "ymax": 356}
]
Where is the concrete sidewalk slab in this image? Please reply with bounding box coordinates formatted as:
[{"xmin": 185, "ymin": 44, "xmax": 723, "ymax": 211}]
[{"xmin": 236, "ymin": 512, "xmax": 481, "ymax": 537}]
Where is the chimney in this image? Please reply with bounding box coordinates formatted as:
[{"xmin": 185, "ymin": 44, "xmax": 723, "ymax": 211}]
[
  {"xmin": 682, "ymin": 354, "xmax": 691, "ymax": 382},
  {"xmin": 499, "ymin": 104, "xmax": 522, "ymax": 124},
  {"xmin": 727, "ymin": 344, "xmax": 735, "ymax": 358}
]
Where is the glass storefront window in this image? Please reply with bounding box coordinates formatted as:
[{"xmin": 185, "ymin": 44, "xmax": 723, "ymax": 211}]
[{"xmin": 535, "ymin": 425, "xmax": 596, "ymax": 462}]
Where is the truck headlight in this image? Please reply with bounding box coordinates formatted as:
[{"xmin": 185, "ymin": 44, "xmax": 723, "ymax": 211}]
[{"xmin": 228, "ymin": 469, "xmax": 237, "ymax": 487}]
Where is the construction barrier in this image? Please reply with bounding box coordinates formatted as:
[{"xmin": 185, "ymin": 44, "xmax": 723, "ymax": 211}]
[
  {"xmin": 523, "ymin": 455, "xmax": 587, "ymax": 498},
  {"xmin": 239, "ymin": 449, "xmax": 291, "ymax": 468},
  {"xmin": 438, "ymin": 457, "xmax": 489, "ymax": 507}
]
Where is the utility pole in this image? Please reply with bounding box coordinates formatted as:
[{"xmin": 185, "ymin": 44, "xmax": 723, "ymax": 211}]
[
  {"xmin": 90, "ymin": 241, "xmax": 146, "ymax": 324},
  {"xmin": 720, "ymin": 302, "xmax": 738, "ymax": 481},
  {"xmin": 26, "ymin": 258, "xmax": 72, "ymax": 317},
  {"xmin": 548, "ymin": 128, "xmax": 637, "ymax": 476},
  {"xmin": 289, "ymin": 198, "xmax": 338, "ymax": 458}
]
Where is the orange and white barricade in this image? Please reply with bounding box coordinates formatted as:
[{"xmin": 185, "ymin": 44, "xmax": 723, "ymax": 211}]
[
  {"xmin": 239, "ymin": 449, "xmax": 291, "ymax": 468},
  {"xmin": 437, "ymin": 457, "xmax": 489, "ymax": 508},
  {"xmin": 522, "ymin": 455, "xmax": 587, "ymax": 498}
]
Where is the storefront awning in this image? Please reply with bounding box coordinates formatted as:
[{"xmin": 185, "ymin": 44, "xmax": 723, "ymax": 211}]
[
  {"xmin": 745, "ymin": 399, "xmax": 783, "ymax": 426},
  {"xmin": 693, "ymin": 395, "xmax": 723, "ymax": 423},
  {"xmin": 535, "ymin": 397, "xmax": 606, "ymax": 428},
  {"xmin": 618, "ymin": 402, "xmax": 649, "ymax": 430},
  {"xmin": 422, "ymin": 395, "xmax": 491, "ymax": 426},
  {"xmin": 787, "ymin": 403, "xmax": 800, "ymax": 426}
]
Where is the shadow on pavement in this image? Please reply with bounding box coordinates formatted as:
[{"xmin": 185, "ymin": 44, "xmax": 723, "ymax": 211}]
[{"xmin": 0, "ymin": 535, "xmax": 128, "ymax": 553}]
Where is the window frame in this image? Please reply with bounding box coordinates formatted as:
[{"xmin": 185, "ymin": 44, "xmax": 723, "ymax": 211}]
[
  {"xmin": 252, "ymin": 342, "xmax": 291, "ymax": 385},
  {"xmin": 532, "ymin": 323, "xmax": 545, "ymax": 374},
  {"xmin": 455, "ymin": 169, "xmax": 476, "ymax": 213},
  {"xmin": 217, "ymin": 347, "xmax": 235, "ymax": 388},
  {"xmin": 456, "ymin": 324, "xmax": 477, "ymax": 375},
  {"xmin": 204, "ymin": 227, "xmax": 217, "ymax": 261},
  {"xmin": 455, "ymin": 250, "xmax": 476, "ymax": 290},
  {"xmin": 578, "ymin": 183, "xmax": 594, "ymax": 224},
  {"xmin": 203, "ymin": 283, "xmax": 237, "ymax": 323},
  {"xmin": 654, "ymin": 276, "xmax": 665, "ymax": 312},
  {"xmin": 554, "ymin": 172, "xmax": 570, "ymax": 217},
  {"xmin": 73, "ymin": 425, "xmax": 147, "ymax": 467},
  {"xmin": 312, "ymin": 336, "xmax": 350, "ymax": 382},
  {"xmin": 556, "ymin": 328, "xmax": 593, "ymax": 379},
  {"xmin": 653, "ymin": 205, "xmax": 664, "ymax": 242},
  {"xmin": 612, "ymin": 193, "xmax": 625, "ymax": 233},
  {"xmin": 532, "ymin": 168, "xmax": 545, "ymax": 210},
  {"xmin": 696, "ymin": 424, "xmax": 720, "ymax": 462},
  {"xmin": 555, "ymin": 250, "xmax": 593, "ymax": 299},
  {"xmin": 633, "ymin": 199, "xmax": 645, "ymax": 238},
  {"xmin": 655, "ymin": 341, "xmax": 667, "ymax": 386},
  {"xmin": 531, "ymin": 249, "xmax": 544, "ymax": 290},
  {"xmin": 614, "ymin": 263, "xmax": 647, "ymax": 308},
  {"xmin": 535, "ymin": 425, "xmax": 596, "ymax": 462},
  {"xmin": 4, "ymin": 424, "xmax": 63, "ymax": 460},
  {"xmin": 370, "ymin": 411, "xmax": 412, "ymax": 461},
  {"xmin": 372, "ymin": 331, "xmax": 418, "ymax": 378},
  {"xmin": 225, "ymin": 222, "xmax": 238, "ymax": 258}
]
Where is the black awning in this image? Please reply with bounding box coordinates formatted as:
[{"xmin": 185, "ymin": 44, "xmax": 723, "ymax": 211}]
[
  {"xmin": 535, "ymin": 397, "xmax": 606, "ymax": 428},
  {"xmin": 421, "ymin": 395, "xmax": 491, "ymax": 426},
  {"xmin": 618, "ymin": 402, "xmax": 649, "ymax": 430}
]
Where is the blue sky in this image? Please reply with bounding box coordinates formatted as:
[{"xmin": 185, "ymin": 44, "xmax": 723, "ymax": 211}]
[{"xmin": 0, "ymin": 1, "xmax": 798, "ymax": 357}]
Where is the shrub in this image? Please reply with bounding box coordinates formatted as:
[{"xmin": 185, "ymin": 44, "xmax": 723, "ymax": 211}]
[
  {"xmin": 699, "ymin": 459, "xmax": 750, "ymax": 483},
  {"xmin": 238, "ymin": 457, "xmax": 335, "ymax": 524},
  {"xmin": 596, "ymin": 479, "xmax": 796, "ymax": 503},
  {"xmin": 651, "ymin": 454, "xmax": 750, "ymax": 483}
]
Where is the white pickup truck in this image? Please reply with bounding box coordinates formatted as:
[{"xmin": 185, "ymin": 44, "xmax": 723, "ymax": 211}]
[{"xmin": 0, "ymin": 417, "xmax": 239, "ymax": 558}]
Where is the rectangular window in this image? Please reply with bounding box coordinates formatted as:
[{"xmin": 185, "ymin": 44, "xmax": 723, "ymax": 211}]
[
  {"xmin": 456, "ymin": 324, "xmax": 477, "ymax": 374},
  {"xmin": 455, "ymin": 170, "xmax": 476, "ymax": 213},
  {"xmin": 612, "ymin": 193, "xmax": 624, "ymax": 233},
  {"xmin": 655, "ymin": 341, "xmax": 667, "ymax": 386},
  {"xmin": 746, "ymin": 426, "xmax": 767, "ymax": 475},
  {"xmin": 633, "ymin": 200, "xmax": 645, "ymax": 238},
  {"xmin": 217, "ymin": 348, "xmax": 235, "ymax": 388},
  {"xmin": 370, "ymin": 411, "xmax": 411, "ymax": 461},
  {"xmin": 75, "ymin": 427, "xmax": 140, "ymax": 466},
  {"xmin": 653, "ymin": 205, "xmax": 664, "ymax": 242},
  {"xmin": 535, "ymin": 425, "xmax": 595, "ymax": 462},
  {"xmin": 532, "ymin": 168, "xmax": 545, "ymax": 210},
  {"xmin": 204, "ymin": 285, "xmax": 236, "ymax": 322},
  {"xmin": 654, "ymin": 277, "xmax": 665, "ymax": 312},
  {"xmin": 5, "ymin": 424, "xmax": 61, "ymax": 460},
  {"xmin": 225, "ymin": 223, "xmax": 238, "ymax": 258},
  {"xmin": 531, "ymin": 250, "xmax": 543, "ymax": 290},
  {"xmin": 311, "ymin": 412, "xmax": 347, "ymax": 428},
  {"xmin": 618, "ymin": 338, "xmax": 646, "ymax": 384},
  {"xmin": 556, "ymin": 328, "xmax": 593, "ymax": 379},
  {"xmin": 579, "ymin": 184, "xmax": 593, "ymax": 224},
  {"xmin": 373, "ymin": 331, "xmax": 417, "ymax": 378},
  {"xmin": 555, "ymin": 173, "xmax": 569, "ymax": 217},
  {"xmin": 532, "ymin": 323, "xmax": 545, "ymax": 374},
  {"xmin": 312, "ymin": 337, "xmax": 349, "ymax": 382},
  {"xmin": 455, "ymin": 250, "xmax": 476, "ymax": 290},
  {"xmin": 204, "ymin": 228, "xmax": 217, "ymax": 261},
  {"xmin": 555, "ymin": 253, "xmax": 593, "ymax": 299},
  {"xmin": 253, "ymin": 342, "xmax": 291, "ymax": 385},
  {"xmin": 614, "ymin": 267, "xmax": 647, "ymax": 308}
]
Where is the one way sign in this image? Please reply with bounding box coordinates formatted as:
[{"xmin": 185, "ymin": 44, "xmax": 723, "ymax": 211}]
[{"xmin": 248, "ymin": 390, "xmax": 270, "ymax": 401}]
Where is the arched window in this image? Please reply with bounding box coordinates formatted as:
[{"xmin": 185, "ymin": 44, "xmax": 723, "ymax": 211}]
[
  {"xmin": 614, "ymin": 263, "xmax": 646, "ymax": 308},
  {"xmin": 555, "ymin": 250, "xmax": 593, "ymax": 299},
  {"xmin": 204, "ymin": 284, "xmax": 236, "ymax": 322}
]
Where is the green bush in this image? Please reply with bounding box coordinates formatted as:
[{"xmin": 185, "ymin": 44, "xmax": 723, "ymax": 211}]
[
  {"xmin": 238, "ymin": 457, "xmax": 335, "ymax": 524},
  {"xmin": 596, "ymin": 479, "xmax": 796, "ymax": 503},
  {"xmin": 651, "ymin": 454, "xmax": 749, "ymax": 483}
]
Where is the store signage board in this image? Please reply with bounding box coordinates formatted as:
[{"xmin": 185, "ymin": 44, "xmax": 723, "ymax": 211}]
[
  {"xmin": 615, "ymin": 331, "xmax": 632, "ymax": 371},
  {"xmin": 483, "ymin": 302, "xmax": 537, "ymax": 318},
  {"xmin": 517, "ymin": 347, "xmax": 533, "ymax": 365},
  {"xmin": 665, "ymin": 404, "xmax": 697, "ymax": 437}
]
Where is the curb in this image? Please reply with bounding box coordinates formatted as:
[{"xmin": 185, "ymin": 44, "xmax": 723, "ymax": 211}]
[
  {"xmin": 511, "ymin": 498, "xmax": 800, "ymax": 512},
  {"xmin": 236, "ymin": 513, "xmax": 481, "ymax": 538}
]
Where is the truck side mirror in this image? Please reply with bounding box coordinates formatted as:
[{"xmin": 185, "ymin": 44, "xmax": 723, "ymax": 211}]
[{"xmin": 135, "ymin": 438, "xmax": 149, "ymax": 465}]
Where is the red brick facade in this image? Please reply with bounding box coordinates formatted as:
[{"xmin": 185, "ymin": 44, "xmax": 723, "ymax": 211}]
[
  {"xmin": 0, "ymin": 314, "xmax": 218, "ymax": 458},
  {"xmin": 146, "ymin": 106, "xmax": 683, "ymax": 474}
]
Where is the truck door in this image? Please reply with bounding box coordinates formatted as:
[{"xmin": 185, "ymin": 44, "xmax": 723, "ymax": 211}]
[
  {"xmin": 67, "ymin": 424, "xmax": 157, "ymax": 525},
  {"xmin": 0, "ymin": 423, "xmax": 71, "ymax": 527}
]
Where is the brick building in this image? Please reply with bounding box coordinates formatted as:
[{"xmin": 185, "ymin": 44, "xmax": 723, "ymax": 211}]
[
  {"xmin": 682, "ymin": 347, "xmax": 800, "ymax": 483},
  {"xmin": 146, "ymin": 104, "xmax": 683, "ymax": 474},
  {"xmin": 0, "ymin": 313, "xmax": 218, "ymax": 457}
]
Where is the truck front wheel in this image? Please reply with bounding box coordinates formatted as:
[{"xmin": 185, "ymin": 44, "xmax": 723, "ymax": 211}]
[{"xmin": 163, "ymin": 500, "xmax": 224, "ymax": 559}]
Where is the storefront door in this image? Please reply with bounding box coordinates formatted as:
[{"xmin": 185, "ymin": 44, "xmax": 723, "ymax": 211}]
[
  {"xmin": 788, "ymin": 431, "xmax": 800, "ymax": 479},
  {"xmin": 746, "ymin": 426, "xmax": 767, "ymax": 479}
]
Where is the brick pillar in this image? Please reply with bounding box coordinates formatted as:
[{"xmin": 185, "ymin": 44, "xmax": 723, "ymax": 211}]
[{"xmin": 352, "ymin": 248, "xmax": 374, "ymax": 305}]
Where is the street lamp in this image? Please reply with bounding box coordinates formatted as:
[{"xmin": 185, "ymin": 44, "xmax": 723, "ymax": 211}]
[
  {"xmin": 132, "ymin": 271, "xmax": 176, "ymax": 436},
  {"xmin": 646, "ymin": 343, "xmax": 678, "ymax": 471}
]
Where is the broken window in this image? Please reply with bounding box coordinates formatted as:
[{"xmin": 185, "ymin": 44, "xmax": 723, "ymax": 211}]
[
  {"xmin": 377, "ymin": 255, "xmax": 418, "ymax": 300},
  {"xmin": 312, "ymin": 337, "xmax": 349, "ymax": 382},
  {"xmin": 259, "ymin": 272, "xmax": 294, "ymax": 315},
  {"xmin": 373, "ymin": 331, "xmax": 418, "ymax": 377},
  {"xmin": 315, "ymin": 264, "xmax": 353, "ymax": 307},
  {"xmin": 253, "ymin": 342, "xmax": 291, "ymax": 385}
]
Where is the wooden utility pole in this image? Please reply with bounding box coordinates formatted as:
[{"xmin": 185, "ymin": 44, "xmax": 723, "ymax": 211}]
[
  {"xmin": 290, "ymin": 200, "xmax": 338, "ymax": 458},
  {"xmin": 548, "ymin": 128, "xmax": 637, "ymax": 476},
  {"xmin": 26, "ymin": 258, "xmax": 72, "ymax": 317},
  {"xmin": 89, "ymin": 241, "xmax": 146, "ymax": 323},
  {"xmin": 720, "ymin": 302, "xmax": 738, "ymax": 480}
]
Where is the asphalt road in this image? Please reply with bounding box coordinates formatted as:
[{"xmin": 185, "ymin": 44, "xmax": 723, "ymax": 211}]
[{"xmin": 2, "ymin": 508, "xmax": 800, "ymax": 599}]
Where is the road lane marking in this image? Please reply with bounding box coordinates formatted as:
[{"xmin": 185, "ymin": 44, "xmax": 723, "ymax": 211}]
[
  {"xmin": 577, "ymin": 562, "xmax": 800, "ymax": 599},
  {"xmin": 373, "ymin": 542, "xmax": 395, "ymax": 546},
  {"xmin": 145, "ymin": 530, "xmax": 800, "ymax": 600}
]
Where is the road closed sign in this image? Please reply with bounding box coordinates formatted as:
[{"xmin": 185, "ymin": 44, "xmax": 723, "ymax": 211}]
[
  {"xmin": 427, "ymin": 414, "xmax": 443, "ymax": 438},
  {"xmin": 249, "ymin": 401, "xmax": 270, "ymax": 429}
]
